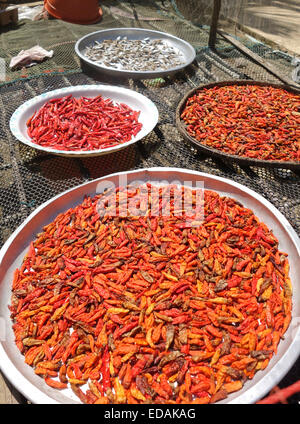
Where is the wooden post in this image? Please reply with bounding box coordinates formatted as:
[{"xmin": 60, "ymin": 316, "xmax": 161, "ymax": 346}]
[{"xmin": 209, "ymin": 0, "xmax": 222, "ymax": 48}]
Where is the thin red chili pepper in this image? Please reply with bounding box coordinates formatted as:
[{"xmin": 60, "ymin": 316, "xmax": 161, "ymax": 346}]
[
  {"xmin": 257, "ymin": 380, "xmax": 300, "ymax": 404},
  {"xmin": 27, "ymin": 95, "xmax": 143, "ymax": 151}
]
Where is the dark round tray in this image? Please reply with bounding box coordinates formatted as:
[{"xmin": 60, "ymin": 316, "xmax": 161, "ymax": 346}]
[{"xmin": 175, "ymin": 80, "xmax": 300, "ymax": 170}]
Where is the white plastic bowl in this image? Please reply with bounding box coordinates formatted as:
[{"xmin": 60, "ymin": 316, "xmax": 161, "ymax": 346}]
[{"xmin": 10, "ymin": 84, "xmax": 159, "ymax": 157}]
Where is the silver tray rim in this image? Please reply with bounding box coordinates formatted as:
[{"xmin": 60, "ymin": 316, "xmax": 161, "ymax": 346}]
[
  {"xmin": 0, "ymin": 167, "xmax": 299, "ymax": 404},
  {"xmin": 74, "ymin": 27, "xmax": 196, "ymax": 79}
]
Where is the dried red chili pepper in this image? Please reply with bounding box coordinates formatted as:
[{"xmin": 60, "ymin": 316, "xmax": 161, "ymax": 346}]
[
  {"xmin": 181, "ymin": 84, "xmax": 300, "ymax": 162},
  {"xmin": 10, "ymin": 184, "xmax": 292, "ymax": 404},
  {"xmin": 27, "ymin": 95, "xmax": 142, "ymax": 151}
]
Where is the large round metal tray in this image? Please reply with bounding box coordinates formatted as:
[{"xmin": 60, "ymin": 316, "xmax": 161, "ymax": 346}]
[
  {"xmin": 75, "ymin": 28, "xmax": 196, "ymax": 80},
  {"xmin": 0, "ymin": 167, "xmax": 299, "ymax": 404},
  {"xmin": 176, "ymin": 80, "xmax": 300, "ymax": 170},
  {"xmin": 10, "ymin": 85, "xmax": 159, "ymax": 158}
]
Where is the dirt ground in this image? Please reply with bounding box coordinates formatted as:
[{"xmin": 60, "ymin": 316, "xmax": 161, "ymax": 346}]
[{"xmin": 221, "ymin": 0, "xmax": 300, "ymax": 56}]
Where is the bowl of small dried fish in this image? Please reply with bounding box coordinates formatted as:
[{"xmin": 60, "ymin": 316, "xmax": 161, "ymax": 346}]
[{"xmin": 75, "ymin": 28, "xmax": 196, "ymax": 79}]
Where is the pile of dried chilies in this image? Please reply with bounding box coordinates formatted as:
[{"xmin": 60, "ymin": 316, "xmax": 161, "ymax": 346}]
[
  {"xmin": 26, "ymin": 95, "xmax": 142, "ymax": 151},
  {"xmin": 181, "ymin": 84, "xmax": 300, "ymax": 162},
  {"xmin": 10, "ymin": 184, "xmax": 292, "ymax": 404}
]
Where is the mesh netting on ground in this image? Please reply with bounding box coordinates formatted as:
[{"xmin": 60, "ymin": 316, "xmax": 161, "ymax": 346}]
[{"xmin": 0, "ymin": 0, "xmax": 299, "ymax": 404}]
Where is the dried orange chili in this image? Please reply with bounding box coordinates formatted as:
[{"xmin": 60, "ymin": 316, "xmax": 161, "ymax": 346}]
[
  {"xmin": 10, "ymin": 184, "xmax": 292, "ymax": 403},
  {"xmin": 181, "ymin": 84, "xmax": 300, "ymax": 162}
]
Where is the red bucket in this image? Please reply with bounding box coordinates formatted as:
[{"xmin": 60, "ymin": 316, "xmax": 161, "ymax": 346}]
[{"xmin": 44, "ymin": 0, "xmax": 102, "ymax": 25}]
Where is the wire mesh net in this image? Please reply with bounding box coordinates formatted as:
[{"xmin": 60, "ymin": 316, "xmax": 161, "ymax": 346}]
[{"xmin": 0, "ymin": 0, "xmax": 299, "ymax": 404}]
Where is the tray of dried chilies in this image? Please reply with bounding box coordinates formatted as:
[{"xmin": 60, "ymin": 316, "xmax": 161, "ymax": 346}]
[
  {"xmin": 176, "ymin": 80, "xmax": 300, "ymax": 170},
  {"xmin": 0, "ymin": 168, "xmax": 299, "ymax": 404},
  {"xmin": 10, "ymin": 85, "xmax": 158, "ymax": 157}
]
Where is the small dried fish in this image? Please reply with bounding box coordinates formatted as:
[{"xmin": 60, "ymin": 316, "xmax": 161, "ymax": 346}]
[{"xmin": 84, "ymin": 37, "xmax": 186, "ymax": 72}]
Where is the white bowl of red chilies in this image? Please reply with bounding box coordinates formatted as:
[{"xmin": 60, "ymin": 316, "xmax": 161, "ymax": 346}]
[{"xmin": 10, "ymin": 85, "xmax": 159, "ymax": 157}]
